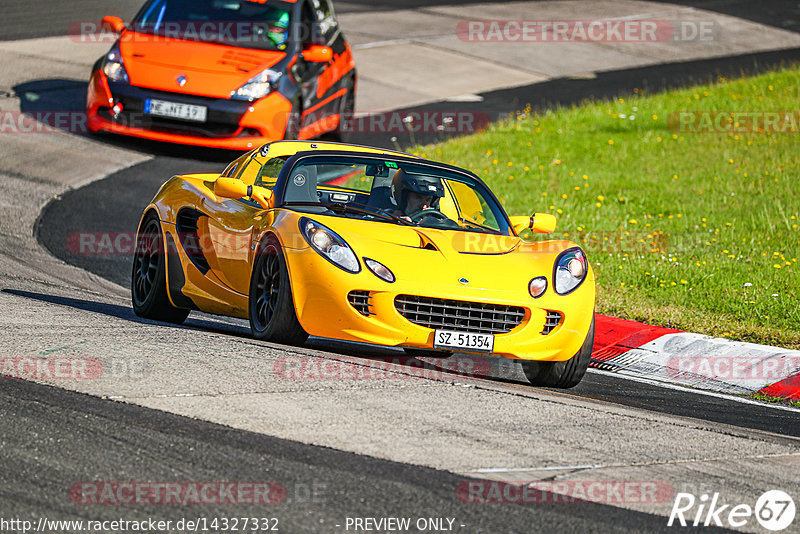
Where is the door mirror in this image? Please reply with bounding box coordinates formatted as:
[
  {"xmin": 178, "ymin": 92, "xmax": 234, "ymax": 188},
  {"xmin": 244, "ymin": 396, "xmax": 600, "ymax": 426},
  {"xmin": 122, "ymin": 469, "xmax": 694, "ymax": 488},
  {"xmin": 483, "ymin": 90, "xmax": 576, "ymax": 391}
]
[
  {"xmin": 215, "ymin": 178, "xmax": 274, "ymax": 210},
  {"xmin": 509, "ymin": 216, "xmax": 532, "ymax": 235},
  {"xmin": 102, "ymin": 16, "xmax": 126, "ymax": 34},
  {"xmin": 510, "ymin": 213, "xmax": 557, "ymax": 235},
  {"xmin": 302, "ymin": 45, "xmax": 333, "ymax": 63},
  {"xmin": 531, "ymin": 213, "xmax": 557, "ymax": 234},
  {"xmin": 215, "ymin": 177, "xmax": 248, "ymax": 199}
]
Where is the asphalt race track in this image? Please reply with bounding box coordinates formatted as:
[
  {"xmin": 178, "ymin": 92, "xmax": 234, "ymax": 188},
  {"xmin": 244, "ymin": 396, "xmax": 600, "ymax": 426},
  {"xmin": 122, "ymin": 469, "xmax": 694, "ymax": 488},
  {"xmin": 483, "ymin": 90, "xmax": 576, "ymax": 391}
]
[
  {"xmin": 36, "ymin": 52, "xmax": 800, "ymax": 438},
  {"xmin": 4, "ymin": 378, "xmax": 700, "ymax": 533},
  {"xmin": 3, "ymin": 0, "xmax": 800, "ymax": 533}
]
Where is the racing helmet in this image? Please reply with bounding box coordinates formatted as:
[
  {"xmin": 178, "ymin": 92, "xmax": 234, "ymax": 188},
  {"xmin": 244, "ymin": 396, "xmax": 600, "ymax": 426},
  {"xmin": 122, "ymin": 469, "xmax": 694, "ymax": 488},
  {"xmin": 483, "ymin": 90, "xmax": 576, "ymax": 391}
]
[
  {"xmin": 268, "ymin": 11, "xmax": 290, "ymax": 47},
  {"xmin": 390, "ymin": 168, "xmax": 445, "ymax": 214}
]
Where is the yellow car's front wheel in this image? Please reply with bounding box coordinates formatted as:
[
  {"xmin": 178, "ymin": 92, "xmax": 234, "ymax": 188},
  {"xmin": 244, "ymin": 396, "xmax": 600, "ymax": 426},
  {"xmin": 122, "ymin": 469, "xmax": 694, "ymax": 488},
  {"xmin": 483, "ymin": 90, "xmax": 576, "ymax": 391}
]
[
  {"xmin": 248, "ymin": 236, "xmax": 308, "ymax": 346},
  {"xmin": 521, "ymin": 318, "xmax": 595, "ymax": 389},
  {"xmin": 131, "ymin": 214, "xmax": 189, "ymax": 325}
]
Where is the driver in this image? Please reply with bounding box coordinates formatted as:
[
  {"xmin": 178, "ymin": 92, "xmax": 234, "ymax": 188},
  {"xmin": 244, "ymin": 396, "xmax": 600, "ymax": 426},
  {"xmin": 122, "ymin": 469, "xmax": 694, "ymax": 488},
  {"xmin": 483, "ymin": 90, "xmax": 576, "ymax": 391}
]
[
  {"xmin": 390, "ymin": 168, "xmax": 445, "ymax": 221},
  {"xmin": 266, "ymin": 11, "xmax": 290, "ymax": 49}
]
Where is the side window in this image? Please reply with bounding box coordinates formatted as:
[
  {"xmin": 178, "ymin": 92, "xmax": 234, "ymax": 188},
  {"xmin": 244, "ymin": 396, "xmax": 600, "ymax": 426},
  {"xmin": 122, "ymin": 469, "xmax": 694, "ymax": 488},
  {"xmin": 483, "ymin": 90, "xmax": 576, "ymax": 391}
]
[
  {"xmin": 254, "ymin": 157, "xmax": 287, "ymax": 188},
  {"xmin": 221, "ymin": 162, "xmax": 238, "ymax": 178},
  {"xmin": 236, "ymin": 155, "xmax": 263, "ymax": 185},
  {"xmin": 447, "ymin": 181, "xmax": 500, "ymax": 231}
]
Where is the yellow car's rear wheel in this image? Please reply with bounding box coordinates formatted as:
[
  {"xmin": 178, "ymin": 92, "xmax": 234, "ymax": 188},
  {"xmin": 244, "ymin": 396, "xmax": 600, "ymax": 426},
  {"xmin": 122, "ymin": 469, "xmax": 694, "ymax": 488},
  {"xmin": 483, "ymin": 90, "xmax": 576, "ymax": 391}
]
[
  {"xmin": 521, "ymin": 318, "xmax": 594, "ymax": 389},
  {"xmin": 131, "ymin": 214, "xmax": 190, "ymax": 324},
  {"xmin": 249, "ymin": 237, "xmax": 308, "ymax": 346}
]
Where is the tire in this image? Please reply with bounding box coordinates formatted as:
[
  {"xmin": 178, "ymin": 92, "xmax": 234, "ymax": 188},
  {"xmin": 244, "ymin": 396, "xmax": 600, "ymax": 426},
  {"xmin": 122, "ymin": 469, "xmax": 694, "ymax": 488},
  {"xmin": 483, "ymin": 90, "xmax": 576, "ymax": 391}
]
[
  {"xmin": 403, "ymin": 348, "xmax": 453, "ymax": 359},
  {"xmin": 131, "ymin": 214, "xmax": 190, "ymax": 324},
  {"xmin": 521, "ymin": 318, "xmax": 595, "ymax": 388},
  {"xmin": 248, "ymin": 236, "xmax": 308, "ymax": 345},
  {"xmin": 332, "ymin": 78, "xmax": 355, "ymax": 143},
  {"xmin": 284, "ymin": 100, "xmax": 302, "ymax": 140}
]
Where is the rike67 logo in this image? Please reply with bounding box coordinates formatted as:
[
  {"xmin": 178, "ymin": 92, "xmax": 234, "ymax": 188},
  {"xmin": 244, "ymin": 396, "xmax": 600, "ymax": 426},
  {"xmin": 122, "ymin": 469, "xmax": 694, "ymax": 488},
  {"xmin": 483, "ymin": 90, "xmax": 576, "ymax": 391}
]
[{"xmin": 668, "ymin": 490, "xmax": 795, "ymax": 531}]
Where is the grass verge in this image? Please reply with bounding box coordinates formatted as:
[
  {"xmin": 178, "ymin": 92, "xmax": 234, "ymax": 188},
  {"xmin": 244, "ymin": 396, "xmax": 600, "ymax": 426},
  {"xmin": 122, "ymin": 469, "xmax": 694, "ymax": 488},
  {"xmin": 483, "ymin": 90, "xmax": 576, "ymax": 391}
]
[{"xmin": 413, "ymin": 66, "xmax": 800, "ymax": 349}]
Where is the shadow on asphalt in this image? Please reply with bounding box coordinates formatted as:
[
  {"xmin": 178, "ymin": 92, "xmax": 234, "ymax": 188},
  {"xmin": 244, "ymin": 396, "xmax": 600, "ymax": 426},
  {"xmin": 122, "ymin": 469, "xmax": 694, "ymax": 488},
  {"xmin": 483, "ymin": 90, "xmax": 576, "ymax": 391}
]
[
  {"xmin": 1, "ymin": 288, "xmax": 515, "ymax": 384},
  {"xmin": 649, "ymin": 0, "xmax": 800, "ymax": 34},
  {"xmin": 0, "ymin": 376, "xmax": 700, "ymax": 534},
  {"xmin": 1, "ymin": 288, "xmax": 248, "ymax": 336}
]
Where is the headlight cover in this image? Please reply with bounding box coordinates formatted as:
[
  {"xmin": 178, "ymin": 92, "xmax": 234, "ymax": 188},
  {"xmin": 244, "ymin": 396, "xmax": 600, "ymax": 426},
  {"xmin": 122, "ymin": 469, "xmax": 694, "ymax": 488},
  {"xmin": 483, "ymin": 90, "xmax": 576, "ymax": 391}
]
[
  {"xmin": 231, "ymin": 69, "xmax": 282, "ymax": 101},
  {"xmin": 103, "ymin": 45, "xmax": 129, "ymax": 83},
  {"xmin": 553, "ymin": 247, "xmax": 588, "ymax": 295},
  {"xmin": 364, "ymin": 258, "xmax": 395, "ymax": 283},
  {"xmin": 300, "ymin": 218, "xmax": 360, "ymax": 273}
]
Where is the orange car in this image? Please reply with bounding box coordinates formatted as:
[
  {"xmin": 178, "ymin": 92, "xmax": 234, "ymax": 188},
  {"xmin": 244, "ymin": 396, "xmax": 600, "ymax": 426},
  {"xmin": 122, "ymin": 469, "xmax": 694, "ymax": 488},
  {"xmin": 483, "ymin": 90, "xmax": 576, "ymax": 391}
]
[{"xmin": 86, "ymin": 0, "xmax": 355, "ymax": 149}]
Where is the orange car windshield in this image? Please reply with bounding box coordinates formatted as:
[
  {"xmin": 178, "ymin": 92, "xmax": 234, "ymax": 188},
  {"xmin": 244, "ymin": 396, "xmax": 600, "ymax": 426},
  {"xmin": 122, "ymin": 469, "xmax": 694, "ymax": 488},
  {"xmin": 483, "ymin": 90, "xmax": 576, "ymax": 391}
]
[{"xmin": 132, "ymin": 0, "xmax": 292, "ymax": 51}]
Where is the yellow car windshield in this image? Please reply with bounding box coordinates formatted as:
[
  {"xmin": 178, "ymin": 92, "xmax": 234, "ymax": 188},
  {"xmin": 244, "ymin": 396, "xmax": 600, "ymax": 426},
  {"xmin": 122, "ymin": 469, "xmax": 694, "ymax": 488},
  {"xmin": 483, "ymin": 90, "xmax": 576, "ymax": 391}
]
[{"xmin": 279, "ymin": 155, "xmax": 511, "ymax": 235}]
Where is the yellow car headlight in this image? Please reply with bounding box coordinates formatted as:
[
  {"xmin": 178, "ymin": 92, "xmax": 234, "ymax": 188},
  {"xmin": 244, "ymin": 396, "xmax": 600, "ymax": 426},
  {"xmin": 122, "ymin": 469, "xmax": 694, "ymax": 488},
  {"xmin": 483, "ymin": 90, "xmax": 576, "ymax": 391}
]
[
  {"xmin": 554, "ymin": 248, "xmax": 588, "ymax": 295},
  {"xmin": 300, "ymin": 218, "xmax": 360, "ymax": 273}
]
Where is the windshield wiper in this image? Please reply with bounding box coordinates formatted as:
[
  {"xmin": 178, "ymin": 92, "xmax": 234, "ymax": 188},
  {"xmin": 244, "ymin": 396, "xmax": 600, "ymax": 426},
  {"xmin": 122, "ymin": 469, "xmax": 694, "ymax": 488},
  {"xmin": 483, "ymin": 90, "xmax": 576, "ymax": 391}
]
[
  {"xmin": 458, "ymin": 218, "xmax": 501, "ymax": 234},
  {"xmin": 281, "ymin": 201, "xmax": 414, "ymax": 226}
]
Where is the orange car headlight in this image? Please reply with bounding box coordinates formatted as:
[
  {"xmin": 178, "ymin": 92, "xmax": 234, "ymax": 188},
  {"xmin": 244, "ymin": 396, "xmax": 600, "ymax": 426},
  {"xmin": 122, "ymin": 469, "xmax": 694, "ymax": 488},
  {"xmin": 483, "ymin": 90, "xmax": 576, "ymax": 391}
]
[
  {"xmin": 103, "ymin": 45, "xmax": 129, "ymax": 84},
  {"xmin": 232, "ymin": 69, "xmax": 282, "ymax": 101}
]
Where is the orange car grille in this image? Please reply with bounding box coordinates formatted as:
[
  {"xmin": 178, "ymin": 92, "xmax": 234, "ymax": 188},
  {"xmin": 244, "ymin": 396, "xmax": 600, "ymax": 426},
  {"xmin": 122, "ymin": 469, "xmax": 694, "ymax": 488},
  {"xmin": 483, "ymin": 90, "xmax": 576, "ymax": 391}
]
[{"xmin": 394, "ymin": 295, "xmax": 525, "ymax": 335}]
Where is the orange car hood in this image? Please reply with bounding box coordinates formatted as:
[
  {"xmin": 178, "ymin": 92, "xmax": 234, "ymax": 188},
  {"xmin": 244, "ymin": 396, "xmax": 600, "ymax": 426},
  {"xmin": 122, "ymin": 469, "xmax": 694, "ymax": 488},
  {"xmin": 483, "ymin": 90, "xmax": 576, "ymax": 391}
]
[{"xmin": 120, "ymin": 33, "xmax": 285, "ymax": 98}]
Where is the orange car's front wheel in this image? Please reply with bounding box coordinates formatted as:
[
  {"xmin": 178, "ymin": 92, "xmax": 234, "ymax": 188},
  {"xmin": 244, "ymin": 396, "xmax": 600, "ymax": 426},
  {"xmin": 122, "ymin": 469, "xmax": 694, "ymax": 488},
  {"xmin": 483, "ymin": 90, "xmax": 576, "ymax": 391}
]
[{"xmin": 248, "ymin": 237, "xmax": 308, "ymax": 346}]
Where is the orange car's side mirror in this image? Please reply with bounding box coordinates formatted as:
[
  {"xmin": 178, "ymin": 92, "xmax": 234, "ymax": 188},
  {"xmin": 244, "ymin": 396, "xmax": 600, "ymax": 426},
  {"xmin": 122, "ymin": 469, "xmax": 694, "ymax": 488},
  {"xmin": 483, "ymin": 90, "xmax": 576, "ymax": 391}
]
[
  {"xmin": 215, "ymin": 178, "xmax": 274, "ymax": 210},
  {"xmin": 510, "ymin": 213, "xmax": 557, "ymax": 235},
  {"xmin": 102, "ymin": 16, "xmax": 126, "ymax": 34},
  {"xmin": 302, "ymin": 45, "xmax": 333, "ymax": 63}
]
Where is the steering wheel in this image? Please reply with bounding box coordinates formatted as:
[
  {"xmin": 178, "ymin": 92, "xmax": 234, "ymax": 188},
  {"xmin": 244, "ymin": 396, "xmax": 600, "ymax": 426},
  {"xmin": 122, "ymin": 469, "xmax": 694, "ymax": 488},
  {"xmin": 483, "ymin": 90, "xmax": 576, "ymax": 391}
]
[{"xmin": 409, "ymin": 208, "xmax": 449, "ymax": 223}]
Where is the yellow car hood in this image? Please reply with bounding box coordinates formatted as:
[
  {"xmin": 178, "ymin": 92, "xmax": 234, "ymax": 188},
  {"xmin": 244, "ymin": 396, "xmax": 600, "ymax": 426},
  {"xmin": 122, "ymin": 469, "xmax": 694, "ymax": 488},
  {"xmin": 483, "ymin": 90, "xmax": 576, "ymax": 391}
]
[{"xmin": 301, "ymin": 215, "xmax": 584, "ymax": 294}]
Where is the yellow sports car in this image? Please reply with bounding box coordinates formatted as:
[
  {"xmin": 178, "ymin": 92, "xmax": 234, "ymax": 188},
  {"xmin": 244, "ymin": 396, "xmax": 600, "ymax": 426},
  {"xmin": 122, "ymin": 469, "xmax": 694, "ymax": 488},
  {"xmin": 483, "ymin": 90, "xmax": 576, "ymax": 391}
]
[{"xmin": 132, "ymin": 141, "xmax": 596, "ymax": 387}]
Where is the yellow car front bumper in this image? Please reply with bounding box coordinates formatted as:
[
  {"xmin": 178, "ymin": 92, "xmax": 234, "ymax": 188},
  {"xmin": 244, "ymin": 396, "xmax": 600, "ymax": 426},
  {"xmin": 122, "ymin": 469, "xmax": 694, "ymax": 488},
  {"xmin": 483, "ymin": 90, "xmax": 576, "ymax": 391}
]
[{"xmin": 283, "ymin": 246, "xmax": 595, "ymax": 362}]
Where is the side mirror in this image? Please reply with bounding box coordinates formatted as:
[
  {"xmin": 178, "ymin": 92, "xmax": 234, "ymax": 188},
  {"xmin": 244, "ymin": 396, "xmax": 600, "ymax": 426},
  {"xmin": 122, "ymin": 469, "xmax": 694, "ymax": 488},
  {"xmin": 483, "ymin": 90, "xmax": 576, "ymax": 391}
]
[
  {"xmin": 531, "ymin": 213, "xmax": 557, "ymax": 234},
  {"xmin": 302, "ymin": 45, "xmax": 333, "ymax": 63},
  {"xmin": 215, "ymin": 178, "xmax": 274, "ymax": 210},
  {"xmin": 510, "ymin": 213, "xmax": 557, "ymax": 235},
  {"xmin": 215, "ymin": 177, "xmax": 248, "ymax": 199},
  {"xmin": 102, "ymin": 16, "xmax": 126, "ymax": 34}
]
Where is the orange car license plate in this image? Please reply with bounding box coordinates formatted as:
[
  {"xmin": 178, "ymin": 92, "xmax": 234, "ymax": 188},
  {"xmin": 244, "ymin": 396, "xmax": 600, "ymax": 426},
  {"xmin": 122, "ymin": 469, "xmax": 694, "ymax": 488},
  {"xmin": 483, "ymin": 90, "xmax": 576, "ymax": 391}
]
[
  {"xmin": 145, "ymin": 99, "xmax": 207, "ymax": 122},
  {"xmin": 433, "ymin": 330, "xmax": 494, "ymax": 353}
]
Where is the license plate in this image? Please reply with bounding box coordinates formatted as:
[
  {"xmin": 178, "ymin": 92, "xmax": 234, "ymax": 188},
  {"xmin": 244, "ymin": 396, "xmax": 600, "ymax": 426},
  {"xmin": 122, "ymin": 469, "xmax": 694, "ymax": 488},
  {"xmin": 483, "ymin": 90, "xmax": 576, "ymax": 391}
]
[
  {"xmin": 433, "ymin": 330, "xmax": 494, "ymax": 353},
  {"xmin": 144, "ymin": 98, "xmax": 207, "ymax": 122}
]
